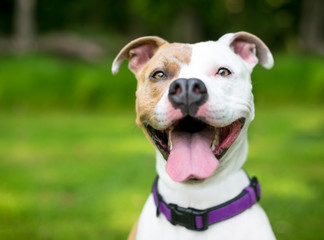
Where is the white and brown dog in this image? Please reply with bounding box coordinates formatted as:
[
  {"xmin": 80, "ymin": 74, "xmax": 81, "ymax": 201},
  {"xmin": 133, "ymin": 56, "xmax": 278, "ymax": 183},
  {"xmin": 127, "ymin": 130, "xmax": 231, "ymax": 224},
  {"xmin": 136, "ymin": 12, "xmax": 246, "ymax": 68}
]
[{"xmin": 112, "ymin": 32, "xmax": 276, "ymax": 240}]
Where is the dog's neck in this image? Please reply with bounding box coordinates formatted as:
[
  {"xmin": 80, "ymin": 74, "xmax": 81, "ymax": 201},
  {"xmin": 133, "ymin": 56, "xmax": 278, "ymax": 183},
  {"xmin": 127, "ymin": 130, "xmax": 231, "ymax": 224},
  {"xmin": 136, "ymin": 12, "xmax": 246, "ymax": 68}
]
[{"xmin": 155, "ymin": 134, "xmax": 250, "ymax": 209}]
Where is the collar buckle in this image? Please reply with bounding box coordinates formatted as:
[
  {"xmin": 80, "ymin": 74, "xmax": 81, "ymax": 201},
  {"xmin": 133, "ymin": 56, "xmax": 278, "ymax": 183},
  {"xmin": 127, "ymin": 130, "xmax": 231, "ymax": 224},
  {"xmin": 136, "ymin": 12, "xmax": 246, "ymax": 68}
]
[
  {"xmin": 250, "ymin": 176, "xmax": 261, "ymax": 201},
  {"xmin": 169, "ymin": 204, "xmax": 208, "ymax": 231}
]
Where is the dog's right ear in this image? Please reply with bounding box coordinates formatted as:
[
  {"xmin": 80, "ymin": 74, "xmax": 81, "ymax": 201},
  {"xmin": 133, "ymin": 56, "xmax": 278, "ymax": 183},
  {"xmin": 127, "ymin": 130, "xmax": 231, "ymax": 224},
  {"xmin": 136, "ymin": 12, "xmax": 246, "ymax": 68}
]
[
  {"xmin": 219, "ymin": 32, "xmax": 274, "ymax": 71},
  {"xmin": 111, "ymin": 36, "xmax": 168, "ymax": 75}
]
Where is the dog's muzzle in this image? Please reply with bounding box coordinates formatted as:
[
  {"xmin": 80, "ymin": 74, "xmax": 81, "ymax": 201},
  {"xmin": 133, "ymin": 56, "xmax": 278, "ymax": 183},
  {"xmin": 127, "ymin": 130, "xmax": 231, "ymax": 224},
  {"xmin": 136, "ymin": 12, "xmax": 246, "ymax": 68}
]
[
  {"xmin": 168, "ymin": 78, "xmax": 208, "ymax": 116},
  {"xmin": 145, "ymin": 78, "xmax": 246, "ymax": 182}
]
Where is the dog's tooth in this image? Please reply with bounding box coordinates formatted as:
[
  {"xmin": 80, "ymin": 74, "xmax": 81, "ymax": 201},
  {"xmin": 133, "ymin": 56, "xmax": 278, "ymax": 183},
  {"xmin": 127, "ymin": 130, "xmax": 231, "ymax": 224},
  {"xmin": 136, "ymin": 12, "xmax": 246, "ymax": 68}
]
[
  {"xmin": 214, "ymin": 128, "xmax": 220, "ymax": 144},
  {"xmin": 168, "ymin": 126, "xmax": 173, "ymax": 150},
  {"xmin": 211, "ymin": 143, "xmax": 216, "ymax": 151},
  {"xmin": 211, "ymin": 128, "xmax": 219, "ymax": 151}
]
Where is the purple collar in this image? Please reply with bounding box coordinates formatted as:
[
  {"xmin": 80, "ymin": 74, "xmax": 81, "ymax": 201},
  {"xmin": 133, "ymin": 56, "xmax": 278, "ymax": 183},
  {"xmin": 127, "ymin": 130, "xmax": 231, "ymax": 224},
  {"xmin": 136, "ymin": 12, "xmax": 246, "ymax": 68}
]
[{"xmin": 152, "ymin": 174, "xmax": 261, "ymax": 231}]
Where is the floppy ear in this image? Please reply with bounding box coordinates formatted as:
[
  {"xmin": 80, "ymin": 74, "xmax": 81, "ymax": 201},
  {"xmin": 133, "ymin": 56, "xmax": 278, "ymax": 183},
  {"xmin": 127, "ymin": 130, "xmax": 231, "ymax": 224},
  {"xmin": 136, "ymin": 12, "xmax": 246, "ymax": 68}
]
[
  {"xmin": 111, "ymin": 36, "xmax": 168, "ymax": 75},
  {"xmin": 219, "ymin": 31, "xmax": 274, "ymax": 70}
]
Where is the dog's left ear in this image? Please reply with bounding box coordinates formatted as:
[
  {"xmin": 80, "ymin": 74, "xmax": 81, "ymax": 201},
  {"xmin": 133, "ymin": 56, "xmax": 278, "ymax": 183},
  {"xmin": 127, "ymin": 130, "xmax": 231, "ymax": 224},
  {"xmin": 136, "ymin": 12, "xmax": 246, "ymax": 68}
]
[
  {"xmin": 219, "ymin": 31, "xmax": 274, "ymax": 70},
  {"xmin": 112, "ymin": 36, "xmax": 168, "ymax": 75}
]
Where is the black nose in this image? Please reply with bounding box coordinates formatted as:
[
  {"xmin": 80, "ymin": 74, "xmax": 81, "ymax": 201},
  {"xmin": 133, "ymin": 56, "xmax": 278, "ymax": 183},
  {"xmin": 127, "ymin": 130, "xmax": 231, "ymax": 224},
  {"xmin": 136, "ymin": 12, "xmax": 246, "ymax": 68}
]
[{"xmin": 168, "ymin": 78, "xmax": 208, "ymax": 116}]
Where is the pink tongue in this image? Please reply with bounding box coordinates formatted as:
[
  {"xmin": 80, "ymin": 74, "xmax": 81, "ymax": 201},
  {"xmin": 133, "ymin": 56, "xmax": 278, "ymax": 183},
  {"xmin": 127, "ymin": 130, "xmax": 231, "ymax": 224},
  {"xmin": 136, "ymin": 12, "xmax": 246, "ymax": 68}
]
[{"xmin": 166, "ymin": 128, "xmax": 219, "ymax": 182}]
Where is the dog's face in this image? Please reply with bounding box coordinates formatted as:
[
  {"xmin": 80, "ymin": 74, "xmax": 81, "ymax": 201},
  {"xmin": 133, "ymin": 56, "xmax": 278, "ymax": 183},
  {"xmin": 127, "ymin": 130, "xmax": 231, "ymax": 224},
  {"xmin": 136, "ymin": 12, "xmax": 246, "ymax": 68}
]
[{"xmin": 112, "ymin": 32, "xmax": 273, "ymax": 183}]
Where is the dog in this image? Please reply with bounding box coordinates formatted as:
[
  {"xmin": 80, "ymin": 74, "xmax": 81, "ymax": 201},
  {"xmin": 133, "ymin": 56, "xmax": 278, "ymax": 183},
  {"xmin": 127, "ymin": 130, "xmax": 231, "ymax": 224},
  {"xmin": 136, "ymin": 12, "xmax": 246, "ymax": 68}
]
[{"xmin": 112, "ymin": 31, "xmax": 276, "ymax": 240}]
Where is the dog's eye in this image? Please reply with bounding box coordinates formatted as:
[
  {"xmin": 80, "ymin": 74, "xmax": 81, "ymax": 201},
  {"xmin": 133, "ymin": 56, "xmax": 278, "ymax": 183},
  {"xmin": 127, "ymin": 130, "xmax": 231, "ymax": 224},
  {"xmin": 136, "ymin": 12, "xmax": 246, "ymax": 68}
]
[
  {"xmin": 217, "ymin": 68, "xmax": 232, "ymax": 77},
  {"xmin": 151, "ymin": 70, "xmax": 167, "ymax": 80}
]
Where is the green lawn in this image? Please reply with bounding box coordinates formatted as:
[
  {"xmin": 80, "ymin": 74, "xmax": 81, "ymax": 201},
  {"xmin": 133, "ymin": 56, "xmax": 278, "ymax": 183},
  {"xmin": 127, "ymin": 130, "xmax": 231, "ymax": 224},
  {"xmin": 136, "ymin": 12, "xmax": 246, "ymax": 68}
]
[{"xmin": 0, "ymin": 105, "xmax": 323, "ymax": 240}]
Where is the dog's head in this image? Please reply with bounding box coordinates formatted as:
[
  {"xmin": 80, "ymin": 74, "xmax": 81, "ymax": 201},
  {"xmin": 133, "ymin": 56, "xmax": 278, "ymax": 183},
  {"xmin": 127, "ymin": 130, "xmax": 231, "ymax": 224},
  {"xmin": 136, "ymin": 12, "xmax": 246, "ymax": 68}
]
[{"xmin": 112, "ymin": 32, "xmax": 273, "ymax": 183}]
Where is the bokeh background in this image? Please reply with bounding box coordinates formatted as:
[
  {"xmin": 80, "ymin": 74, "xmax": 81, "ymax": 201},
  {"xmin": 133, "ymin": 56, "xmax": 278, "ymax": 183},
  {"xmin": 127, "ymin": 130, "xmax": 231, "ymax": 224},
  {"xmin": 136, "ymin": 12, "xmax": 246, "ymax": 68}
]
[{"xmin": 0, "ymin": 0, "xmax": 323, "ymax": 239}]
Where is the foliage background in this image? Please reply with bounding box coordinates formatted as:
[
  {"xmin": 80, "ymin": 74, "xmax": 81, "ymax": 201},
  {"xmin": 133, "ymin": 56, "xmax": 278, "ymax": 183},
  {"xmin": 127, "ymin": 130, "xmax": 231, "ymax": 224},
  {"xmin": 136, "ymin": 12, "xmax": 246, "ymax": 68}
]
[{"xmin": 0, "ymin": 0, "xmax": 323, "ymax": 239}]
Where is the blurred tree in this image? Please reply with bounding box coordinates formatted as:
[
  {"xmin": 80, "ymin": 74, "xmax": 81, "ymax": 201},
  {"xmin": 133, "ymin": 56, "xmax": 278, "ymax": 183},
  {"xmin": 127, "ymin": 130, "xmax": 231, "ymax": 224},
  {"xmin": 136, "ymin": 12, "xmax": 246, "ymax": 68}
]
[
  {"xmin": 300, "ymin": 0, "xmax": 324, "ymax": 54},
  {"xmin": 13, "ymin": 0, "xmax": 36, "ymax": 53},
  {"xmin": 0, "ymin": 0, "xmax": 13, "ymax": 34},
  {"xmin": 0, "ymin": 0, "xmax": 319, "ymax": 53}
]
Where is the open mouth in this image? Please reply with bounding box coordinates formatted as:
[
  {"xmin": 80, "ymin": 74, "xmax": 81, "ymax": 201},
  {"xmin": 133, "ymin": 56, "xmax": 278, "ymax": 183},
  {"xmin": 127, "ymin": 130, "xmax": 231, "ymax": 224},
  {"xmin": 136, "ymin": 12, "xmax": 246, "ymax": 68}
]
[
  {"xmin": 146, "ymin": 117, "xmax": 245, "ymax": 159},
  {"xmin": 146, "ymin": 117, "xmax": 245, "ymax": 182}
]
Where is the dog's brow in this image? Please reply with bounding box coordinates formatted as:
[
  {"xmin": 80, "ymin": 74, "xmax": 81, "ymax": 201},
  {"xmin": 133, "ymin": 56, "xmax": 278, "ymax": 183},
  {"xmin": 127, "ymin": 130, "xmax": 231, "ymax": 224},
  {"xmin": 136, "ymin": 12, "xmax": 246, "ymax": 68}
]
[{"xmin": 164, "ymin": 56, "xmax": 185, "ymax": 67}]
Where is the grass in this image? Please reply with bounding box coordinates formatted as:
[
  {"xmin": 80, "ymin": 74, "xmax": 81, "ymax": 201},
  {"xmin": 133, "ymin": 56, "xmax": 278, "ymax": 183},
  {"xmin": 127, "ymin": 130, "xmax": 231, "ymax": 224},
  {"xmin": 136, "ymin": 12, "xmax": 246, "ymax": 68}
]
[
  {"xmin": 0, "ymin": 54, "xmax": 136, "ymax": 111},
  {"xmin": 0, "ymin": 105, "xmax": 323, "ymax": 240},
  {"xmin": 0, "ymin": 110, "xmax": 151, "ymax": 239}
]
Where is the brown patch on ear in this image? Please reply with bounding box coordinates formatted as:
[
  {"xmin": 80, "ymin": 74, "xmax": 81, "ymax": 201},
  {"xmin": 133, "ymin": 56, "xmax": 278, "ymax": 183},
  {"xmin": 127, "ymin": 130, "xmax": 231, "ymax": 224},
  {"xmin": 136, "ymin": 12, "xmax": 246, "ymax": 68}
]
[
  {"xmin": 128, "ymin": 43, "xmax": 157, "ymax": 72},
  {"xmin": 111, "ymin": 36, "xmax": 167, "ymax": 74}
]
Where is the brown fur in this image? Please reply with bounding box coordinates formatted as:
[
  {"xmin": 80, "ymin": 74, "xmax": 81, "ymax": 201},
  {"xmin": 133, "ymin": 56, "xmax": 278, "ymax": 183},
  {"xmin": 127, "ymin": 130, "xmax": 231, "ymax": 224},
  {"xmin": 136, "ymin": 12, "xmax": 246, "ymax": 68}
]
[
  {"xmin": 127, "ymin": 219, "xmax": 139, "ymax": 240},
  {"xmin": 135, "ymin": 43, "xmax": 192, "ymax": 129}
]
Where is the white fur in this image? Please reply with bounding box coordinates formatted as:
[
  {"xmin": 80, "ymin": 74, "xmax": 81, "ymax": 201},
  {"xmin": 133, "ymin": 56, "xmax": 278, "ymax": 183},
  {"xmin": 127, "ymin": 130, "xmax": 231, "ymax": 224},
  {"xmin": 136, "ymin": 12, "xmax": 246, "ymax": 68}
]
[{"xmin": 135, "ymin": 36, "xmax": 275, "ymax": 239}]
